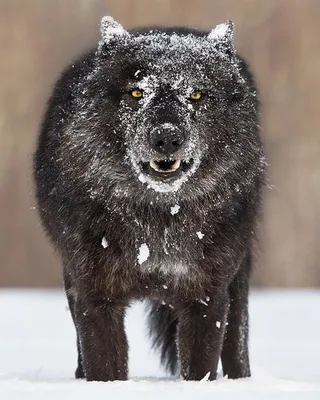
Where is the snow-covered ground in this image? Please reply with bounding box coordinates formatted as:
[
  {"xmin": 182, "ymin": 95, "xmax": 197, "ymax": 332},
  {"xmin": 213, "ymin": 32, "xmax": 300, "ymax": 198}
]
[{"xmin": 0, "ymin": 289, "xmax": 319, "ymax": 399}]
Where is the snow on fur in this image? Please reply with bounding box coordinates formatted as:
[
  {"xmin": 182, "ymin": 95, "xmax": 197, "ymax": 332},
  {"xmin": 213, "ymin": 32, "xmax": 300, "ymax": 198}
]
[{"xmin": 138, "ymin": 243, "xmax": 150, "ymax": 264}]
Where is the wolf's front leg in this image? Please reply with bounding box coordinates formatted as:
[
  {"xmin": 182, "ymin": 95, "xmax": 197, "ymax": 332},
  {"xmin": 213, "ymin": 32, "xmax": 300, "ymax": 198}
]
[
  {"xmin": 177, "ymin": 292, "xmax": 229, "ymax": 381},
  {"xmin": 221, "ymin": 254, "xmax": 251, "ymax": 379},
  {"xmin": 74, "ymin": 294, "xmax": 128, "ymax": 381}
]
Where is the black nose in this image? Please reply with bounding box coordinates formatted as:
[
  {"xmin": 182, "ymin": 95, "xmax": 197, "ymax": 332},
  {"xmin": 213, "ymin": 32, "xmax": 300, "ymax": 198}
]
[{"xmin": 150, "ymin": 126, "xmax": 185, "ymax": 155}]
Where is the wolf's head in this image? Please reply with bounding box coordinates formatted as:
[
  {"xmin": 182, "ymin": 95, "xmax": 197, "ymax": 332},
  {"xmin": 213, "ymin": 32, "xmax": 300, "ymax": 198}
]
[{"xmin": 66, "ymin": 17, "xmax": 263, "ymax": 203}]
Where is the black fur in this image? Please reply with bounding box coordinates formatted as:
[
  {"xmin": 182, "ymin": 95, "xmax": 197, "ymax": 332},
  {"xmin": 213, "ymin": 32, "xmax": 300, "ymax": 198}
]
[
  {"xmin": 33, "ymin": 17, "xmax": 265, "ymax": 381},
  {"xmin": 147, "ymin": 301, "xmax": 178, "ymax": 376}
]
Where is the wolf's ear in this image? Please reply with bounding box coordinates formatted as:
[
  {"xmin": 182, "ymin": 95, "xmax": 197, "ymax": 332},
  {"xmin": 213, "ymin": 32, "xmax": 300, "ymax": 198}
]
[
  {"xmin": 208, "ymin": 21, "xmax": 235, "ymax": 59},
  {"xmin": 100, "ymin": 16, "xmax": 129, "ymax": 45}
]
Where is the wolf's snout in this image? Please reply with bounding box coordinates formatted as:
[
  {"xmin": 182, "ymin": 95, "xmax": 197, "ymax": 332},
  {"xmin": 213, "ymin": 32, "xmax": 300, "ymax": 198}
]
[{"xmin": 150, "ymin": 126, "xmax": 185, "ymax": 155}]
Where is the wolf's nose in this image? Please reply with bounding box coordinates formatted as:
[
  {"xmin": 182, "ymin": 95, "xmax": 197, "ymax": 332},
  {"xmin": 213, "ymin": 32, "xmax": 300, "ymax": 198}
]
[{"xmin": 150, "ymin": 126, "xmax": 185, "ymax": 155}]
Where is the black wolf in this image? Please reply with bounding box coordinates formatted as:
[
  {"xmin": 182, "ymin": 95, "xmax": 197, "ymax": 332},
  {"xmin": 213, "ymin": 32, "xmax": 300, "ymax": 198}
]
[{"xmin": 33, "ymin": 16, "xmax": 265, "ymax": 381}]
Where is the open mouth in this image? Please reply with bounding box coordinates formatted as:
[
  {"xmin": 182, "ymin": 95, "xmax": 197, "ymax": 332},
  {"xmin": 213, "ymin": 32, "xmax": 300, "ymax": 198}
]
[
  {"xmin": 139, "ymin": 159, "xmax": 194, "ymax": 179},
  {"xmin": 150, "ymin": 159, "xmax": 181, "ymax": 173}
]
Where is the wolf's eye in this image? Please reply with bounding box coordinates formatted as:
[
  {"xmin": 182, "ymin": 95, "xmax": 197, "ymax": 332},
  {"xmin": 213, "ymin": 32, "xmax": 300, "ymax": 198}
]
[
  {"xmin": 131, "ymin": 89, "xmax": 143, "ymax": 98},
  {"xmin": 190, "ymin": 91, "xmax": 202, "ymax": 101}
]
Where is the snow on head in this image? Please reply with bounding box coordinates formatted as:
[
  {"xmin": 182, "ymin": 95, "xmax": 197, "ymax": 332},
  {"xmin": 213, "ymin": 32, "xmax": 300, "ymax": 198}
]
[
  {"xmin": 94, "ymin": 20, "xmax": 243, "ymax": 198},
  {"xmin": 170, "ymin": 204, "xmax": 180, "ymax": 215},
  {"xmin": 208, "ymin": 20, "xmax": 234, "ymax": 41},
  {"xmin": 118, "ymin": 30, "xmax": 231, "ymax": 196},
  {"xmin": 99, "ymin": 16, "xmax": 129, "ymax": 46},
  {"xmin": 138, "ymin": 243, "xmax": 150, "ymax": 265},
  {"xmin": 208, "ymin": 20, "xmax": 235, "ymax": 58}
]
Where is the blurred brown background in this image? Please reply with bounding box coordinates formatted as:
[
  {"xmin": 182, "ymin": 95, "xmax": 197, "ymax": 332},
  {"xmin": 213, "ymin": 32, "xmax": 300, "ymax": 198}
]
[{"xmin": 1, "ymin": 0, "xmax": 319, "ymax": 287}]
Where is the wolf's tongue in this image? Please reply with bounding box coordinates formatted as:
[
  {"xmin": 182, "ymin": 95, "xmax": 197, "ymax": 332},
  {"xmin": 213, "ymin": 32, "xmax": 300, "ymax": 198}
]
[{"xmin": 150, "ymin": 159, "xmax": 181, "ymax": 173}]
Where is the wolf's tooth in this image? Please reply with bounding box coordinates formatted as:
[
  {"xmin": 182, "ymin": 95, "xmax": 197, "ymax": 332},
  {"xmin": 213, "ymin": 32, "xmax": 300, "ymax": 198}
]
[
  {"xmin": 150, "ymin": 160, "xmax": 160, "ymax": 171},
  {"xmin": 170, "ymin": 160, "xmax": 181, "ymax": 171},
  {"xmin": 149, "ymin": 159, "xmax": 182, "ymax": 173}
]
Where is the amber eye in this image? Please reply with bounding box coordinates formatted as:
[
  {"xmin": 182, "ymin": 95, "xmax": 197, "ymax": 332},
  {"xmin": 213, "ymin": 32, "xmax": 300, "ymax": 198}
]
[
  {"xmin": 190, "ymin": 91, "xmax": 202, "ymax": 100},
  {"xmin": 131, "ymin": 89, "xmax": 143, "ymax": 98}
]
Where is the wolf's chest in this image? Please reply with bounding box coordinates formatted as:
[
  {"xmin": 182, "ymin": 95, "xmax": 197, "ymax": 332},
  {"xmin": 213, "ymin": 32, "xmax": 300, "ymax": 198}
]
[{"xmin": 132, "ymin": 223, "xmax": 205, "ymax": 277}]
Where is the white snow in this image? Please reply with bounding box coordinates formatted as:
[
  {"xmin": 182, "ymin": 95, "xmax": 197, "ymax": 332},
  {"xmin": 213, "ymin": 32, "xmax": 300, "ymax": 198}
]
[
  {"xmin": 196, "ymin": 231, "xmax": 204, "ymax": 239},
  {"xmin": 170, "ymin": 205, "xmax": 180, "ymax": 215},
  {"xmin": 216, "ymin": 321, "xmax": 221, "ymax": 329},
  {"xmin": 99, "ymin": 16, "xmax": 129, "ymax": 46},
  {"xmin": 208, "ymin": 22, "xmax": 231, "ymax": 41},
  {"xmin": 101, "ymin": 237, "xmax": 108, "ymax": 248},
  {"xmin": 200, "ymin": 371, "xmax": 211, "ymax": 382},
  {"xmin": 1, "ymin": 290, "xmax": 320, "ymax": 399},
  {"xmin": 137, "ymin": 243, "xmax": 149, "ymax": 265}
]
